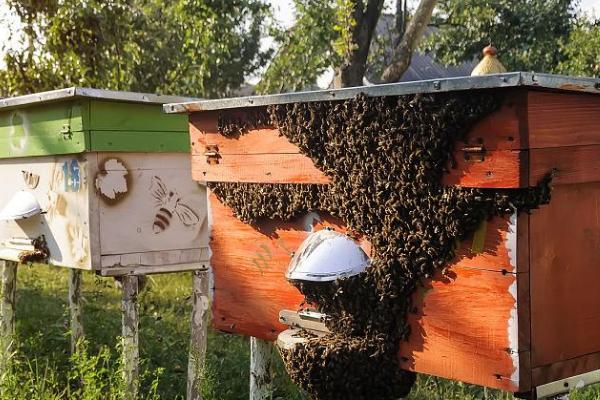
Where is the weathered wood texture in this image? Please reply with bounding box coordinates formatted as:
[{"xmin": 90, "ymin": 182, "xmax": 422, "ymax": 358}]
[
  {"xmin": 187, "ymin": 269, "xmax": 210, "ymax": 400},
  {"xmin": 0, "ymin": 260, "xmax": 17, "ymax": 374},
  {"xmin": 527, "ymin": 91, "xmax": 600, "ymax": 149},
  {"xmin": 69, "ymin": 269, "xmax": 84, "ymax": 354},
  {"xmin": 0, "ymin": 101, "xmax": 86, "ymax": 158},
  {"xmin": 189, "ymin": 93, "xmax": 526, "ymax": 188},
  {"xmin": 122, "ymin": 275, "xmax": 140, "ymax": 400},
  {"xmin": 530, "ymin": 182, "xmax": 600, "ymax": 384},
  {"xmin": 208, "ymin": 192, "xmax": 523, "ymax": 392},
  {"xmin": 91, "ymin": 153, "xmax": 210, "ymax": 272},
  {"xmin": 250, "ymin": 337, "xmax": 274, "ymax": 400}
]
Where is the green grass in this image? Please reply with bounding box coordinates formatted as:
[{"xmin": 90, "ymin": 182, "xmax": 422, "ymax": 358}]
[{"xmin": 6, "ymin": 264, "xmax": 600, "ymax": 399}]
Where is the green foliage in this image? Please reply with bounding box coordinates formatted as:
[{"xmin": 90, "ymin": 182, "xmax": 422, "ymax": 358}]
[
  {"xmin": 0, "ymin": 0, "xmax": 273, "ymax": 98},
  {"xmin": 557, "ymin": 17, "xmax": 600, "ymax": 77},
  {"xmin": 421, "ymin": 0, "xmax": 577, "ymax": 73},
  {"xmin": 255, "ymin": 0, "xmax": 339, "ymax": 94},
  {"xmin": 7, "ymin": 265, "xmax": 600, "ymax": 399}
]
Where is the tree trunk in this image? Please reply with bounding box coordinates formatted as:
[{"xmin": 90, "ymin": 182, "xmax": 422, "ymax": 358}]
[
  {"xmin": 335, "ymin": 0, "xmax": 385, "ymax": 88},
  {"xmin": 381, "ymin": 0, "xmax": 438, "ymax": 83},
  {"xmin": 121, "ymin": 275, "xmax": 140, "ymax": 400}
]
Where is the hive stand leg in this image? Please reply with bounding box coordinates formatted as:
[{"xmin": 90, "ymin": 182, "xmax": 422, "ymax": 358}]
[
  {"xmin": 0, "ymin": 260, "xmax": 17, "ymax": 377},
  {"xmin": 68, "ymin": 269, "xmax": 84, "ymax": 354},
  {"xmin": 121, "ymin": 275, "xmax": 140, "ymax": 400},
  {"xmin": 249, "ymin": 337, "xmax": 274, "ymax": 400},
  {"xmin": 187, "ymin": 269, "xmax": 210, "ymax": 400}
]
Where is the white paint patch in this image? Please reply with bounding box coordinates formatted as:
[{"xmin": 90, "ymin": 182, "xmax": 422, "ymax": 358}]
[
  {"xmin": 508, "ymin": 277, "xmax": 520, "ymax": 386},
  {"xmin": 8, "ymin": 111, "xmax": 30, "ymax": 154},
  {"xmin": 95, "ymin": 159, "xmax": 128, "ymax": 200},
  {"xmin": 506, "ymin": 208, "xmax": 520, "ymax": 386},
  {"xmin": 506, "ymin": 209, "xmax": 518, "ymax": 271}
]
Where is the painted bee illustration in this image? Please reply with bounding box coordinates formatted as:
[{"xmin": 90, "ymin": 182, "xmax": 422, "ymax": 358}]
[{"xmin": 150, "ymin": 176, "xmax": 200, "ymax": 234}]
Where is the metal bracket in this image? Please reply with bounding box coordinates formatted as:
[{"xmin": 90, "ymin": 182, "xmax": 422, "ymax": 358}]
[
  {"xmin": 60, "ymin": 123, "xmax": 72, "ymax": 140},
  {"xmin": 536, "ymin": 368, "xmax": 600, "ymax": 399},
  {"xmin": 204, "ymin": 144, "xmax": 220, "ymax": 165},
  {"xmin": 462, "ymin": 145, "xmax": 486, "ymax": 162}
]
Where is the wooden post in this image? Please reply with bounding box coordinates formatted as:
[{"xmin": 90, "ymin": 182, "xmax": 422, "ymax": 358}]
[
  {"xmin": 121, "ymin": 275, "xmax": 139, "ymax": 400},
  {"xmin": 249, "ymin": 337, "xmax": 273, "ymax": 400},
  {"xmin": 68, "ymin": 269, "xmax": 84, "ymax": 354},
  {"xmin": 187, "ymin": 269, "xmax": 210, "ymax": 400},
  {"xmin": 0, "ymin": 260, "xmax": 17, "ymax": 376}
]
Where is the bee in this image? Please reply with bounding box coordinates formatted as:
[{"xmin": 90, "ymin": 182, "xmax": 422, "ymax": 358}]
[{"xmin": 150, "ymin": 176, "xmax": 199, "ymax": 234}]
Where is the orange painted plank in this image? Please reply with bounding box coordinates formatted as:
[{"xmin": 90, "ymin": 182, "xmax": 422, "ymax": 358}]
[
  {"xmin": 530, "ymin": 144, "xmax": 600, "ymax": 185},
  {"xmin": 445, "ymin": 150, "xmax": 525, "ymax": 188},
  {"xmin": 528, "ymin": 91, "xmax": 600, "ymax": 149},
  {"xmin": 208, "ymin": 192, "xmax": 524, "ymax": 392},
  {"xmin": 399, "ymin": 267, "xmax": 523, "ymax": 392},
  {"xmin": 191, "ymin": 153, "xmax": 331, "ymax": 184},
  {"xmin": 530, "ymin": 182, "xmax": 600, "ymax": 368}
]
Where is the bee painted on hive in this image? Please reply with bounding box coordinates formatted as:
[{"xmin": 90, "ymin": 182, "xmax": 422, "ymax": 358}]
[{"xmin": 150, "ymin": 176, "xmax": 199, "ymax": 234}]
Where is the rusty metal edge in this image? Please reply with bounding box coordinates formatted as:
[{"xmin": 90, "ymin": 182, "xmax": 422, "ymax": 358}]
[
  {"xmin": 0, "ymin": 87, "xmax": 197, "ymax": 110},
  {"xmin": 164, "ymin": 72, "xmax": 600, "ymax": 114}
]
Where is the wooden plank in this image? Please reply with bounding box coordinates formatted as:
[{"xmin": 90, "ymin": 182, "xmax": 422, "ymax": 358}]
[
  {"xmin": 530, "ymin": 182, "xmax": 600, "ymax": 368},
  {"xmin": 528, "ymin": 91, "xmax": 600, "ymax": 149},
  {"xmin": 69, "ymin": 269, "xmax": 84, "ymax": 354},
  {"xmin": 530, "ymin": 144, "xmax": 600, "ymax": 185},
  {"xmin": 398, "ymin": 267, "xmax": 524, "ymax": 393},
  {"xmin": 532, "ymin": 351, "xmax": 600, "ymax": 387},
  {"xmin": 187, "ymin": 269, "xmax": 210, "ymax": 400},
  {"xmin": 189, "ymin": 99, "xmax": 525, "ymax": 188},
  {"xmin": 192, "ymin": 150, "xmax": 523, "ymax": 188},
  {"xmin": 208, "ymin": 193, "xmax": 524, "ymax": 392},
  {"xmin": 94, "ymin": 153, "xmax": 208, "ymax": 260},
  {"xmin": 90, "ymin": 130, "xmax": 190, "ymax": 153},
  {"xmin": 90, "ymin": 100, "xmax": 188, "ymax": 133},
  {"xmin": 0, "ymin": 260, "xmax": 17, "ymax": 375},
  {"xmin": 249, "ymin": 337, "xmax": 274, "ymax": 400},
  {"xmin": 122, "ymin": 275, "xmax": 140, "ymax": 400},
  {"xmin": 0, "ymin": 100, "xmax": 87, "ymax": 158},
  {"xmin": 192, "ymin": 153, "xmax": 331, "ymax": 185}
]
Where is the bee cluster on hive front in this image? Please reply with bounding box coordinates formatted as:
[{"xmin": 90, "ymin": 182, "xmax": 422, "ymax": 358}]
[{"xmin": 211, "ymin": 92, "xmax": 554, "ymax": 400}]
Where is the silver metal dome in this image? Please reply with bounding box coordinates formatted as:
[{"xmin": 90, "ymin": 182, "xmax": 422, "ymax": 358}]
[{"xmin": 286, "ymin": 229, "xmax": 369, "ymax": 282}]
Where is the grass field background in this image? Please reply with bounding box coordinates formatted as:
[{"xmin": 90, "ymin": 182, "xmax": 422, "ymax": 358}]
[{"xmin": 5, "ymin": 264, "xmax": 600, "ymax": 399}]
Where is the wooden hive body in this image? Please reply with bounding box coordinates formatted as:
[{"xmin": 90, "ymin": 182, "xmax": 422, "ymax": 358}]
[
  {"xmin": 0, "ymin": 89, "xmax": 209, "ymax": 275},
  {"xmin": 171, "ymin": 73, "xmax": 600, "ymax": 395}
]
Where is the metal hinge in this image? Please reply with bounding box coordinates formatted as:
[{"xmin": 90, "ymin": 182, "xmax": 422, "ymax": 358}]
[
  {"xmin": 462, "ymin": 145, "xmax": 486, "ymax": 162},
  {"xmin": 204, "ymin": 144, "xmax": 220, "ymax": 165}
]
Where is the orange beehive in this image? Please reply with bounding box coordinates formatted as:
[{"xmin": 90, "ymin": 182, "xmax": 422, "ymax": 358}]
[{"xmin": 166, "ymin": 73, "xmax": 600, "ymax": 398}]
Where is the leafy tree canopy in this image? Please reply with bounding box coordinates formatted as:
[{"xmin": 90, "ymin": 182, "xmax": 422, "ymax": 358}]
[
  {"xmin": 557, "ymin": 17, "xmax": 600, "ymax": 76},
  {"xmin": 421, "ymin": 0, "xmax": 577, "ymax": 73},
  {"xmin": 1, "ymin": 0, "xmax": 273, "ymax": 98}
]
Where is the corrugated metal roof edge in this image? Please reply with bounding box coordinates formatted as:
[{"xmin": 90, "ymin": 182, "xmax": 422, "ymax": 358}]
[
  {"xmin": 164, "ymin": 72, "xmax": 600, "ymax": 113},
  {"xmin": 0, "ymin": 87, "xmax": 197, "ymax": 110}
]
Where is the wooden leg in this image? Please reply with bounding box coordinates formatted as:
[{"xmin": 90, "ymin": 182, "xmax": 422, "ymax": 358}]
[
  {"xmin": 0, "ymin": 260, "xmax": 17, "ymax": 375},
  {"xmin": 121, "ymin": 275, "xmax": 140, "ymax": 400},
  {"xmin": 249, "ymin": 337, "xmax": 273, "ymax": 400},
  {"xmin": 187, "ymin": 269, "xmax": 210, "ymax": 400},
  {"xmin": 69, "ymin": 269, "xmax": 84, "ymax": 354}
]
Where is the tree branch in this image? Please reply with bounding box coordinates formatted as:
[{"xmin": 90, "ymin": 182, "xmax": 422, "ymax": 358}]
[{"xmin": 381, "ymin": 0, "xmax": 438, "ymax": 83}]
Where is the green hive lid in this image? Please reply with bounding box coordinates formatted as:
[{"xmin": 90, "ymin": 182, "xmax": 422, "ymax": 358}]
[{"xmin": 0, "ymin": 87, "xmax": 197, "ymax": 159}]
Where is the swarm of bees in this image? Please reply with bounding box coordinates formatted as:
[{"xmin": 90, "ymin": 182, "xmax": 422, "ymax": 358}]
[
  {"xmin": 18, "ymin": 235, "xmax": 50, "ymax": 264},
  {"xmin": 213, "ymin": 91, "xmax": 554, "ymax": 400}
]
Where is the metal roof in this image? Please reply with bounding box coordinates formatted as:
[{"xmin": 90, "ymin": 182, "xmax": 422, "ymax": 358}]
[
  {"xmin": 0, "ymin": 87, "xmax": 196, "ymax": 110},
  {"xmin": 164, "ymin": 72, "xmax": 600, "ymax": 113}
]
